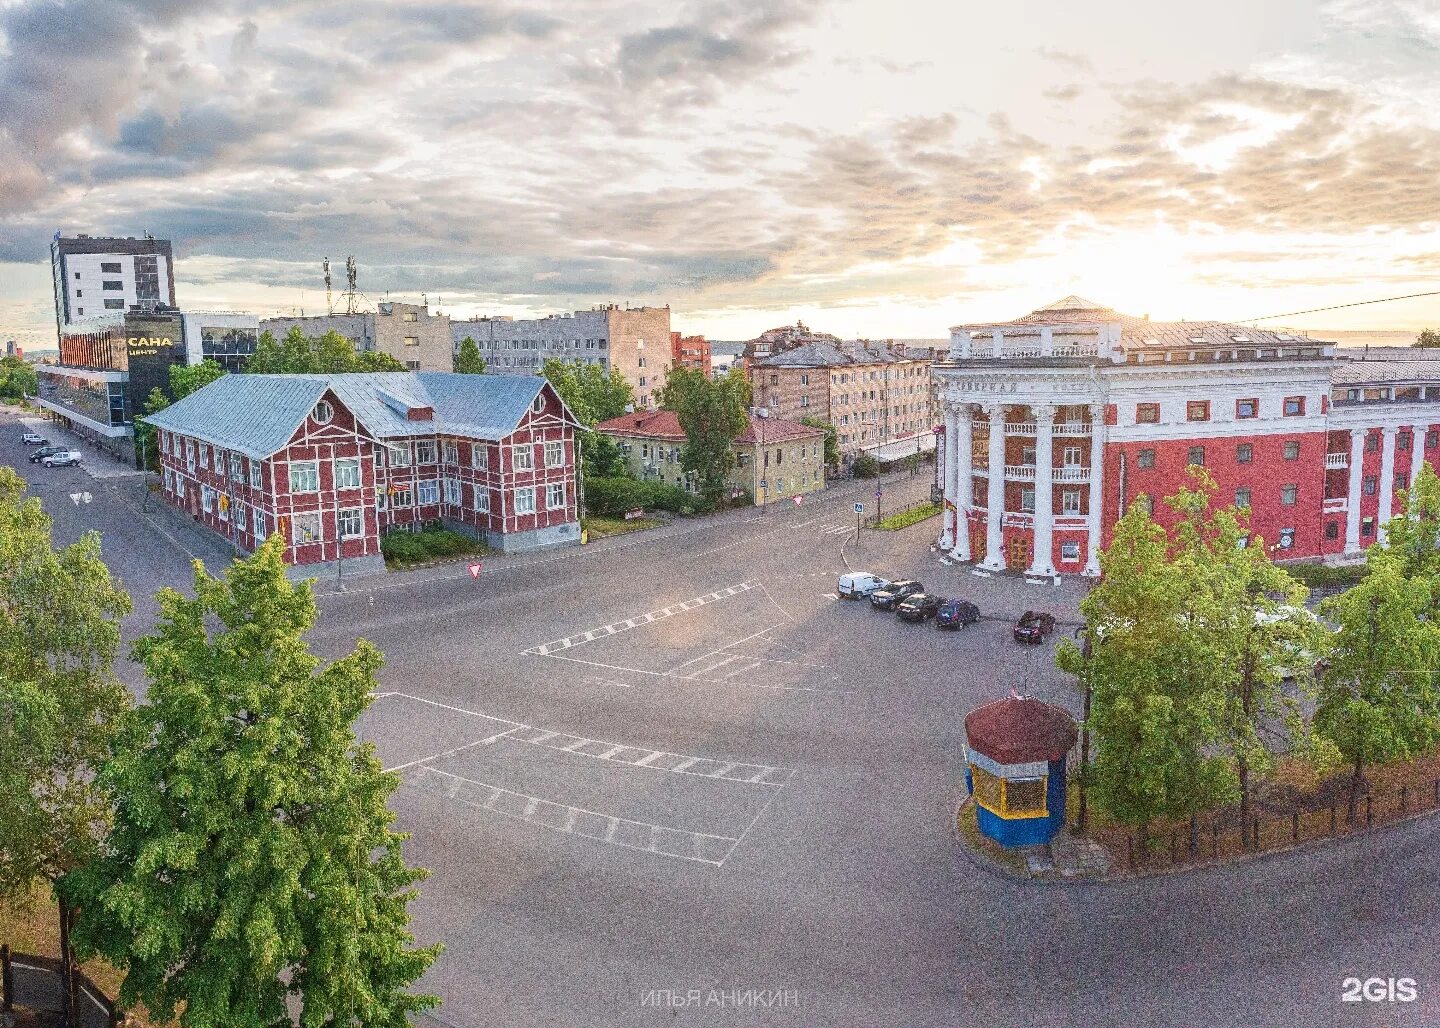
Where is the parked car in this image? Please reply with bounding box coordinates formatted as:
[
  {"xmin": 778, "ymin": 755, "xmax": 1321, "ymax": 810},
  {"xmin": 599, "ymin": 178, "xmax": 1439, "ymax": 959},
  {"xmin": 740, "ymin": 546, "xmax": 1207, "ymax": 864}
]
[
  {"xmin": 837, "ymin": 572, "xmax": 890, "ymax": 600},
  {"xmin": 41, "ymin": 449, "xmax": 82, "ymax": 468},
  {"xmin": 895, "ymin": 593, "xmax": 943, "ymax": 622},
  {"xmin": 936, "ymin": 598, "xmax": 981, "ymax": 629},
  {"xmin": 1013, "ymin": 610, "xmax": 1057, "ymax": 644},
  {"xmin": 21, "ymin": 431, "xmax": 46, "ymax": 445},
  {"xmin": 29, "ymin": 445, "xmax": 66, "ymax": 463},
  {"xmin": 870, "ymin": 579, "xmax": 924, "ymax": 610}
]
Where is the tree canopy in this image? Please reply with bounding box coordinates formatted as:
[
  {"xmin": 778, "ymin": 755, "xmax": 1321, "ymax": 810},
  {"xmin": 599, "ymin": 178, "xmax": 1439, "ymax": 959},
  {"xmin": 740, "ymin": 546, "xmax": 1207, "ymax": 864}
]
[
  {"xmin": 71, "ymin": 536, "xmax": 439, "ymax": 1026},
  {"xmin": 0, "ymin": 355, "xmax": 38, "ymax": 401},
  {"xmin": 454, "ymin": 336, "xmax": 486, "ymax": 374},
  {"xmin": 247, "ymin": 328, "xmax": 406, "ymax": 375},
  {"xmin": 1415, "ymin": 328, "xmax": 1440, "ymax": 349},
  {"xmin": 661, "ymin": 367, "xmax": 749, "ymax": 502},
  {"xmin": 800, "ymin": 416, "xmax": 840, "ymax": 467}
]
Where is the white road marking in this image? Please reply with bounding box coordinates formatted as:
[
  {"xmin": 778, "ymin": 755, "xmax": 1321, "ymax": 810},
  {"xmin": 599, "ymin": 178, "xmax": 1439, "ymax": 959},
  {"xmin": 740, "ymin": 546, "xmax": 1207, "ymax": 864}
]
[
  {"xmin": 718, "ymin": 778, "xmax": 792, "ymax": 867},
  {"xmin": 418, "ymin": 767, "xmax": 740, "ymax": 865},
  {"xmin": 522, "ymin": 581, "xmax": 755, "ymax": 656},
  {"xmin": 382, "ymin": 726, "xmax": 519, "ymax": 773},
  {"xmin": 540, "ymin": 651, "xmax": 841, "ymax": 692}
]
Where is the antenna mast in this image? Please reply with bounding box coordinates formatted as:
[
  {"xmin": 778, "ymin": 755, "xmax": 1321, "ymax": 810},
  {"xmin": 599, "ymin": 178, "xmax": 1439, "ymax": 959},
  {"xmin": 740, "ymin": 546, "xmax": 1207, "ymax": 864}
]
[
  {"xmin": 323, "ymin": 257, "xmax": 333, "ymax": 314},
  {"xmin": 345, "ymin": 256, "xmax": 358, "ymax": 314}
]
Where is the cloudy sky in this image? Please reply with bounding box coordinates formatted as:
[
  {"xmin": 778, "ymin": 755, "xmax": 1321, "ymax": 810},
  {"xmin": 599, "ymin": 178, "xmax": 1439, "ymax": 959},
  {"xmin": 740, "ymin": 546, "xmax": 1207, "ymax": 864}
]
[{"xmin": 2, "ymin": 0, "xmax": 1438, "ymax": 347}]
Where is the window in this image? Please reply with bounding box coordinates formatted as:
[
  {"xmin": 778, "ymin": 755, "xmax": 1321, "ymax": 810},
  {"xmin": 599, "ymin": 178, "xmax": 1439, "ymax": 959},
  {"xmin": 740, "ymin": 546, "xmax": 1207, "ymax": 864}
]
[
  {"xmin": 104, "ymin": 299, "xmax": 124, "ymax": 310},
  {"xmin": 473, "ymin": 487, "xmax": 490, "ymax": 513},
  {"xmin": 443, "ymin": 441, "xmax": 459, "ymax": 464},
  {"xmin": 337, "ymin": 508, "xmax": 362, "ymax": 538},
  {"xmin": 515, "ymin": 487, "xmax": 536, "ymax": 515},
  {"xmin": 472, "ymin": 445, "xmax": 489, "ymax": 470},
  {"xmin": 1062, "ymin": 446, "xmax": 1081, "ymax": 466},
  {"xmin": 1283, "ymin": 396, "xmax": 1305, "ymax": 416},
  {"xmin": 1137, "ymin": 448, "xmax": 1155, "ymax": 469},
  {"xmin": 1363, "ymin": 518, "xmax": 1374, "ymax": 537},
  {"xmin": 444, "ymin": 478, "xmax": 460, "ymax": 504},
  {"xmin": 102, "ymin": 280, "xmax": 123, "ymax": 291},
  {"xmin": 406, "ymin": 361, "xmax": 421, "ymax": 371},
  {"xmin": 1187, "ymin": 400, "xmax": 1210, "ymax": 422},
  {"xmin": 100, "ymin": 262, "xmax": 121, "ymax": 273},
  {"xmin": 1136, "ymin": 495, "xmax": 1154, "ymax": 516},
  {"xmin": 1283, "ymin": 440, "xmax": 1301, "ymax": 460},
  {"xmin": 415, "ymin": 440, "xmax": 438, "ymax": 464},
  {"xmin": 1061, "ymin": 490, "xmax": 1081, "ymax": 514},
  {"xmin": 391, "ymin": 485, "xmax": 413, "ymax": 508},
  {"xmin": 800, "ymin": 374, "xmax": 810, "ymax": 385},
  {"xmin": 186, "ymin": 440, "xmax": 196, "ymax": 472},
  {"xmin": 313, "ymin": 400, "xmax": 334, "ymax": 424},
  {"xmin": 1365, "ymin": 433, "xmax": 1378, "ymax": 453},
  {"xmin": 1276, "ymin": 484, "xmax": 1298, "ymax": 506},
  {"xmin": 163, "ymin": 467, "xmax": 173, "ymax": 490},
  {"xmin": 289, "ymin": 461, "xmax": 319, "ymax": 493},
  {"xmin": 201, "ymin": 486, "xmax": 214, "ymax": 513},
  {"xmin": 1399, "ymin": 432, "xmax": 1412, "ymax": 452},
  {"xmin": 1396, "ymin": 472, "xmax": 1409, "ymax": 490},
  {"xmin": 293, "ymin": 513, "xmax": 321, "ymax": 545},
  {"xmin": 547, "ymin": 482, "xmax": 565, "ymax": 510},
  {"xmin": 250, "ymin": 461, "xmax": 262, "ymax": 488},
  {"xmin": 1363, "ymin": 475, "xmax": 1377, "ymax": 496},
  {"xmin": 513, "ymin": 445, "xmax": 535, "ymax": 470},
  {"xmin": 388, "ymin": 444, "xmax": 411, "ymax": 467},
  {"xmin": 234, "ymin": 503, "xmax": 247, "ymax": 533},
  {"xmin": 199, "ymin": 444, "xmax": 209, "ymax": 470},
  {"xmin": 544, "ymin": 440, "xmax": 564, "ymax": 467},
  {"xmin": 1235, "ymin": 398, "xmax": 1258, "ymax": 419},
  {"xmin": 1187, "ymin": 446, "xmax": 1205, "ymax": 467},
  {"xmin": 253, "ymin": 511, "xmax": 267, "ymax": 541},
  {"xmin": 1429, "ymin": 430, "xmax": 1438, "ymax": 450},
  {"xmin": 1326, "ymin": 521, "xmax": 1339, "ymax": 540},
  {"xmin": 403, "ymin": 311, "xmax": 418, "ymax": 322},
  {"xmin": 229, "ymin": 453, "xmax": 243, "ymax": 481},
  {"xmin": 1235, "ymin": 488, "xmax": 1251, "ymax": 509},
  {"xmin": 1060, "ymin": 542, "xmax": 1081, "ymax": 563},
  {"xmin": 1236, "ymin": 443, "xmax": 1253, "ymax": 464},
  {"xmin": 1020, "ymin": 487, "xmax": 1036, "ymax": 513},
  {"xmin": 418, "ymin": 480, "xmax": 439, "ymax": 505},
  {"xmin": 1136, "ymin": 403, "xmax": 1160, "ymax": 423},
  {"xmin": 403, "ymin": 336, "xmax": 420, "ymax": 347},
  {"xmin": 334, "ymin": 457, "xmax": 361, "ymax": 489},
  {"xmin": 532, "ymin": 395, "xmax": 545, "ymax": 414}
]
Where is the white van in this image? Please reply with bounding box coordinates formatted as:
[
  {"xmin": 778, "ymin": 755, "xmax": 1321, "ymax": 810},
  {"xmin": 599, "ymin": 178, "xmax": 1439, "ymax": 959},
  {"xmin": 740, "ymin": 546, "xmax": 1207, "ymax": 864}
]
[{"xmin": 838, "ymin": 572, "xmax": 889, "ymax": 600}]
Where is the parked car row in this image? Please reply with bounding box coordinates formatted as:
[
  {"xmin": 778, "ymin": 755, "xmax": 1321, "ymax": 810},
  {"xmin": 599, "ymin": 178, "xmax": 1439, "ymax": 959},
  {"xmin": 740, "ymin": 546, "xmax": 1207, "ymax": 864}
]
[
  {"xmin": 835, "ymin": 571, "xmax": 988, "ymax": 633},
  {"xmin": 17, "ymin": 430, "xmax": 82, "ymax": 467}
]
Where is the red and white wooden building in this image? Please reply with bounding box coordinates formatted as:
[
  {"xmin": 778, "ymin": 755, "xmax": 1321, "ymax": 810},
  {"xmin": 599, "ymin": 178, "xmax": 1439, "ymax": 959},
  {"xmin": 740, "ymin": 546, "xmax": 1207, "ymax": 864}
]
[
  {"xmin": 933, "ymin": 297, "xmax": 1440, "ymax": 577},
  {"xmin": 145, "ymin": 372, "xmax": 582, "ymax": 576}
]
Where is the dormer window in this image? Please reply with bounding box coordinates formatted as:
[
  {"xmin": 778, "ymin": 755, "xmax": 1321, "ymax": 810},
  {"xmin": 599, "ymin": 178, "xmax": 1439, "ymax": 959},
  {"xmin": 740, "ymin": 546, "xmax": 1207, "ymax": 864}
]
[
  {"xmin": 532, "ymin": 395, "xmax": 544, "ymax": 413},
  {"xmin": 313, "ymin": 400, "xmax": 334, "ymax": 424}
]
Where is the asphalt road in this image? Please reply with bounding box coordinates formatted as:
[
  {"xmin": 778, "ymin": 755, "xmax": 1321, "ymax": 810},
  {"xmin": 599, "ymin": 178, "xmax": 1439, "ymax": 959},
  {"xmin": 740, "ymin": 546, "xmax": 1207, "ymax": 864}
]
[{"xmin": 4, "ymin": 405, "xmax": 1437, "ymax": 1028}]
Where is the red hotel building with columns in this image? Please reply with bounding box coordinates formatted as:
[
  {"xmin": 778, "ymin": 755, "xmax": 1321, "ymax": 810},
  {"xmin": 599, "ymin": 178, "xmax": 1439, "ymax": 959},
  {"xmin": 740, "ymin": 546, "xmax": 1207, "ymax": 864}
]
[{"xmin": 932, "ymin": 297, "xmax": 1440, "ymax": 577}]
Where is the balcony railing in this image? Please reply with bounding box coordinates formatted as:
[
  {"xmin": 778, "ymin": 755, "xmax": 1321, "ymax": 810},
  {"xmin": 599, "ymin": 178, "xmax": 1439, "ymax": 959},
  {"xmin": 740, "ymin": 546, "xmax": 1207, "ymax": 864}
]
[
  {"xmin": 971, "ymin": 464, "xmax": 1092, "ymax": 483},
  {"xmin": 1323, "ymin": 497, "xmax": 1348, "ymax": 514},
  {"xmin": 996, "ymin": 512, "xmax": 1089, "ymax": 529},
  {"xmin": 1001, "ymin": 421, "xmax": 1095, "ymax": 437},
  {"xmin": 1325, "ymin": 453, "xmax": 1349, "ymax": 469},
  {"xmin": 1004, "ymin": 464, "xmax": 1036, "ymax": 481}
]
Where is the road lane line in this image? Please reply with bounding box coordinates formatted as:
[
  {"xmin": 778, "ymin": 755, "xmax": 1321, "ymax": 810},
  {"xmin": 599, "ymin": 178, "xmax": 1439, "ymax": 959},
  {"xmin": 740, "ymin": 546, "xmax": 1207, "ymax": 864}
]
[{"xmin": 383, "ymin": 725, "xmax": 518, "ymax": 773}]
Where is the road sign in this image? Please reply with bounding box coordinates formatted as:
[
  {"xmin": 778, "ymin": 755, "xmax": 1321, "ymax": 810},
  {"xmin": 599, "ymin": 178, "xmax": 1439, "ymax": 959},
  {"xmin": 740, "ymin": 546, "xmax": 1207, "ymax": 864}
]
[
  {"xmin": 854, "ymin": 502, "xmax": 864, "ymax": 514},
  {"xmin": 792, "ymin": 494, "xmax": 803, "ymax": 506},
  {"xmin": 467, "ymin": 562, "xmax": 482, "ymax": 579},
  {"xmin": 874, "ymin": 489, "xmax": 882, "ymax": 499}
]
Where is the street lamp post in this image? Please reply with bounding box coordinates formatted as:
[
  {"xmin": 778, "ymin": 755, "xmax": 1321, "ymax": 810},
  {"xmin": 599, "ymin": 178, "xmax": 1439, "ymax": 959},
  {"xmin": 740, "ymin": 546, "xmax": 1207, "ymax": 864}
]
[
  {"xmin": 336, "ymin": 528, "xmax": 351, "ymax": 592},
  {"xmin": 753, "ymin": 406, "xmax": 771, "ymax": 514}
]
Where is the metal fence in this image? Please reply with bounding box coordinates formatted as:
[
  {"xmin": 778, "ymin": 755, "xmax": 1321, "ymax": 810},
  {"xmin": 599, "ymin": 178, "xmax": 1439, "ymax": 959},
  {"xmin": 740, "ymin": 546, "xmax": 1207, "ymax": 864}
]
[{"xmin": 1110, "ymin": 777, "xmax": 1440, "ymax": 872}]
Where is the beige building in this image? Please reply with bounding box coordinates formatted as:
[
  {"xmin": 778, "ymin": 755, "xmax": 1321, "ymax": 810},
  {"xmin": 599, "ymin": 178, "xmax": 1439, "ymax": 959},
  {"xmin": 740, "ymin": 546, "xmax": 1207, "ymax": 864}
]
[
  {"xmin": 595, "ymin": 409, "xmax": 826, "ymax": 506},
  {"xmin": 451, "ymin": 305, "xmax": 672, "ymax": 408},
  {"xmin": 260, "ymin": 301, "xmax": 452, "ymax": 371}
]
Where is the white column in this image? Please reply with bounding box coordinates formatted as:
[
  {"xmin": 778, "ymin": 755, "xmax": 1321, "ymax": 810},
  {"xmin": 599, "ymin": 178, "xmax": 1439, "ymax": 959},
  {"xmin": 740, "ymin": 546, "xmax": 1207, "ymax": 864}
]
[
  {"xmin": 1344, "ymin": 429, "xmax": 1365, "ymax": 555},
  {"xmin": 951, "ymin": 405, "xmax": 973, "ymax": 562},
  {"xmin": 991, "ymin": 329, "xmax": 1004, "ymax": 358},
  {"xmin": 939, "ymin": 403, "xmax": 958, "ymax": 550},
  {"xmin": 1410, "ymin": 423, "xmax": 1426, "ymax": 494},
  {"xmin": 1083, "ymin": 403, "xmax": 1106, "ymax": 576},
  {"xmin": 1377, "ymin": 425, "xmax": 1398, "ymax": 544},
  {"xmin": 1040, "ymin": 327, "xmax": 1053, "ymax": 357},
  {"xmin": 980, "ymin": 403, "xmax": 1007, "ymax": 570},
  {"xmin": 1027, "ymin": 403, "xmax": 1057, "ymax": 577},
  {"xmin": 958, "ymin": 332, "xmax": 972, "ymax": 359}
]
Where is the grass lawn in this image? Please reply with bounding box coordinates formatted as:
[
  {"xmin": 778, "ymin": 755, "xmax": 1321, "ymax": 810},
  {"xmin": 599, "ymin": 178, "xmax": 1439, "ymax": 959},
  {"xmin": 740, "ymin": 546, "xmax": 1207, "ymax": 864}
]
[
  {"xmin": 874, "ymin": 501, "xmax": 941, "ymax": 531},
  {"xmin": 582, "ymin": 515, "xmax": 664, "ymax": 539}
]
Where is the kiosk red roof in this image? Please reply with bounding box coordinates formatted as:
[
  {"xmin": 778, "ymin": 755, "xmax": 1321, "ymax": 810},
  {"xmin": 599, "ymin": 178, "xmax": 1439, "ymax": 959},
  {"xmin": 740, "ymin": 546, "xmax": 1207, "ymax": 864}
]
[{"xmin": 964, "ymin": 696, "xmax": 1078, "ymax": 765}]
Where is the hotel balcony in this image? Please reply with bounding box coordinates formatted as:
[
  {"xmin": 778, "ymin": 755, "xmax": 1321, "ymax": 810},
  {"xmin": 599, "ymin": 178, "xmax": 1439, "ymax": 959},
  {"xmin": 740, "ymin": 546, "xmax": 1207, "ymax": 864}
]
[{"xmin": 1325, "ymin": 452, "xmax": 1349, "ymax": 470}]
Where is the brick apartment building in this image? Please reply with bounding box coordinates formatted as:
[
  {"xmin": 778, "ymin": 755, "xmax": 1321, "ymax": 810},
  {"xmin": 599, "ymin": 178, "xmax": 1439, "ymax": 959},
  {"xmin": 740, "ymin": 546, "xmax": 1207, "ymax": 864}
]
[
  {"xmin": 596, "ymin": 409, "xmax": 826, "ymax": 506},
  {"xmin": 262, "ymin": 302, "xmax": 453, "ymax": 371},
  {"xmin": 450, "ymin": 305, "xmax": 672, "ymax": 409},
  {"xmin": 748, "ymin": 340, "xmax": 935, "ymax": 459},
  {"xmin": 145, "ymin": 372, "xmax": 581, "ymax": 576},
  {"xmin": 670, "ymin": 332, "xmax": 712, "ymax": 377},
  {"xmin": 933, "ymin": 296, "xmax": 1440, "ymax": 577}
]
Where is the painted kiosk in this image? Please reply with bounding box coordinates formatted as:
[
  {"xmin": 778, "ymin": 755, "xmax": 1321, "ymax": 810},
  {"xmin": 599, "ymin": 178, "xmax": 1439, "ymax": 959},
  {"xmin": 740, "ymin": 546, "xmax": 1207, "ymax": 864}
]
[{"xmin": 963, "ymin": 693, "xmax": 1078, "ymax": 847}]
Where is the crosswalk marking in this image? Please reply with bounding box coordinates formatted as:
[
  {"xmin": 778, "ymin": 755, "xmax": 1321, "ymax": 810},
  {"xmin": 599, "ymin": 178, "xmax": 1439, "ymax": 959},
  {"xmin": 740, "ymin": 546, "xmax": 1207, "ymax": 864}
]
[{"xmin": 522, "ymin": 581, "xmax": 755, "ymax": 656}]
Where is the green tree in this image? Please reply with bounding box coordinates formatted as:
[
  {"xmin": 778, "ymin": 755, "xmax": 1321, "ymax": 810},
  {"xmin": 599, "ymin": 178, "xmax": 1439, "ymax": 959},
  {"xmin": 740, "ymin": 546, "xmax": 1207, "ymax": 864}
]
[
  {"xmin": 454, "ymin": 336, "xmax": 486, "ymax": 374},
  {"xmin": 247, "ymin": 330, "xmax": 287, "ymax": 373},
  {"xmin": 0, "ymin": 355, "xmax": 39, "ymax": 400},
  {"xmin": 800, "ymin": 417, "xmax": 840, "ymax": 467},
  {"xmin": 0, "ymin": 467, "xmax": 132, "ymax": 1016},
  {"xmin": 1415, "ymin": 328, "xmax": 1440, "ymax": 348},
  {"xmin": 851, "ymin": 452, "xmax": 879, "ymax": 479},
  {"xmin": 134, "ymin": 387, "xmax": 170, "ymax": 471},
  {"xmin": 171, "ymin": 357, "xmax": 227, "ymax": 400},
  {"xmin": 71, "ymin": 536, "xmax": 440, "ymax": 1026},
  {"xmin": 1380, "ymin": 461, "xmax": 1440, "ymax": 593},
  {"xmin": 541, "ymin": 358, "xmax": 634, "ymax": 426},
  {"xmin": 663, "ymin": 367, "xmax": 748, "ymax": 503},
  {"xmin": 357, "ymin": 350, "xmax": 407, "ymax": 372}
]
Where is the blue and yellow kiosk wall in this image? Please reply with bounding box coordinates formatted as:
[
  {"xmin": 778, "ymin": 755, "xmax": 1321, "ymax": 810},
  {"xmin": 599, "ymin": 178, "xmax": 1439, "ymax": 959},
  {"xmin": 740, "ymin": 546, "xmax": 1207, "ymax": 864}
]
[{"xmin": 963, "ymin": 747, "xmax": 1068, "ymax": 847}]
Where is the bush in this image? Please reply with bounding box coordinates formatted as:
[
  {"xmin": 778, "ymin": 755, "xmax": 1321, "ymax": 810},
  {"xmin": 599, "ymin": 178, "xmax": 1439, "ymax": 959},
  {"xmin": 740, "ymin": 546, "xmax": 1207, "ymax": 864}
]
[
  {"xmin": 874, "ymin": 501, "xmax": 942, "ymax": 531},
  {"xmin": 852, "ymin": 453, "xmax": 880, "ymax": 479},
  {"xmin": 381, "ymin": 523, "xmax": 484, "ymax": 564},
  {"xmin": 583, "ymin": 476, "xmax": 714, "ymax": 517},
  {"xmin": 380, "ymin": 531, "xmax": 427, "ymax": 564},
  {"xmin": 1285, "ymin": 562, "xmax": 1370, "ymax": 589}
]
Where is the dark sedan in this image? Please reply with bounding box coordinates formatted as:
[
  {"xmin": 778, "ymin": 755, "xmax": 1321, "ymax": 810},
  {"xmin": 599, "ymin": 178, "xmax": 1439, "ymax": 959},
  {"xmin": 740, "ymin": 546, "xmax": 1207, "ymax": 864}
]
[
  {"xmin": 870, "ymin": 579, "xmax": 924, "ymax": 610},
  {"xmin": 936, "ymin": 598, "xmax": 981, "ymax": 629},
  {"xmin": 1013, "ymin": 610, "xmax": 1057, "ymax": 644},
  {"xmin": 895, "ymin": 593, "xmax": 943, "ymax": 622},
  {"xmin": 29, "ymin": 445, "xmax": 66, "ymax": 463}
]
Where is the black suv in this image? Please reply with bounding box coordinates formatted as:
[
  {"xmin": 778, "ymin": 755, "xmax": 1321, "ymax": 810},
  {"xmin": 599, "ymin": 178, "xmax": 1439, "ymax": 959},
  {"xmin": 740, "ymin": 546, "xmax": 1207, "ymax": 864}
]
[
  {"xmin": 870, "ymin": 580, "xmax": 923, "ymax": 610},
  {"xmin": 1013, "ymin": 610, "xmax": 1057, "ymax": 644},
  {"xmin": 896, "ymin": 593, "xmax": 943, "ymax": 622},
  {"xmin": 936, "ymin": 598, "xmax": 981, "ymax": 629},
  {"xmin": 29, "ymin": 445, "xmax": 66, "ymax": 463}
]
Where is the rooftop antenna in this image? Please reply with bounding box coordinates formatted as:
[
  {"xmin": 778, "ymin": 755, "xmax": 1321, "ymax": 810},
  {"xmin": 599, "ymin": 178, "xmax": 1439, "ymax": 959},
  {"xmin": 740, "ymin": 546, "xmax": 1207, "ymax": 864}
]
[
  {"xmin": 323, "ymin": 257, "xmax": 333, "ymax": 314},
  {"xmin": 345, "ymin": 256, "xmax": 358, "ymax": 315},
  {"xmin": 421, "ymin": 292, "xmax": 428, "ymax": 309}
]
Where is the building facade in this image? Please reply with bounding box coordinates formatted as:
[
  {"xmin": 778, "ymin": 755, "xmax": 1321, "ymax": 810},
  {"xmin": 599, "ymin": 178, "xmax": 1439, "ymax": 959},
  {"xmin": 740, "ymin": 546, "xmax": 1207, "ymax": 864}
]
[
  {"xmin": 261, "ymin": 302, "xmax": 453, "ymax": 371},
  {"xmin": 670, "ymin": 332, "xmax": 713, "ymax": 377},
  {"xmin": 596, "ymin": 409, "xmax": 826, "ymax": 506},
  {"xmin": 50, "ymin": 234, "xmax": 176, "ymax": 336},
  {"xmin": 749, "ymin": 340, "xmax": 935, "ymax": 459},
  {"xmin": 182, "ymin": 312, "xmax": 259, "ymax": 371},
  {"xmin": 450, "ymin": 305, "xmax": 672, "ymax": 408},
  {"xmin": 932, "ymin": 297, "xmax": 1440, "ymax": 578},
  {"xmin": 145, "ymin": 372, "xmax": 582, "ymax": 576}
]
